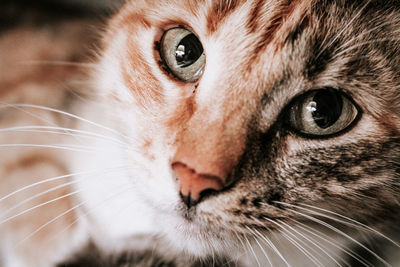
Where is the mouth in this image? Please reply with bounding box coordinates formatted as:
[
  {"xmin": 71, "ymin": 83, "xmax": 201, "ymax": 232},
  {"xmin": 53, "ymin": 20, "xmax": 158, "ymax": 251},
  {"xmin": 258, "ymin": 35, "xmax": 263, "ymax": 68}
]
[{"xmin": 177, "ymin": 198, "xmax": 198, "ymax": 221}]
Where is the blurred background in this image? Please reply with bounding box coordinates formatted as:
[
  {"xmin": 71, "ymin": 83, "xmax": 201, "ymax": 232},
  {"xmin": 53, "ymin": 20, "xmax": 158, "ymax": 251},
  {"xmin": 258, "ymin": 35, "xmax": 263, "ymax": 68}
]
[
  {"xmin": 0, "ymin": 0, "xmax": 126, "ymax": 32},
  {"xmin": 41, "ymin": 0, "xmax": 125, "ymax": 10},
  {"xmin": 1, "ymin": 0, "xmax": 125, "ymax": 12}
]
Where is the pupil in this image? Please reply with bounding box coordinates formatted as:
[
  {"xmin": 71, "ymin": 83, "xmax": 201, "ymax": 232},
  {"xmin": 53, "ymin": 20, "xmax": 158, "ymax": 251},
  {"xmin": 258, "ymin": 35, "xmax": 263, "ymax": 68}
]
[
  {"xmin": 175, "ymin": 33, "xmax": 203, "ymax": 68},
  {"xmin": 311, "ymin": 90, "xmax": 343, "ymax": 129}
]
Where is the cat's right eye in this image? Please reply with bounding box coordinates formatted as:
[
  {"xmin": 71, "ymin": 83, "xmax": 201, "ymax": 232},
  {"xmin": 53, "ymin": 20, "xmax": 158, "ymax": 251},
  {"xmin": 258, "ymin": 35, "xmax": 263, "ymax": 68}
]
[{"xmin": 160, "ymin": 27, "xmax": 205, "ymax": 82}]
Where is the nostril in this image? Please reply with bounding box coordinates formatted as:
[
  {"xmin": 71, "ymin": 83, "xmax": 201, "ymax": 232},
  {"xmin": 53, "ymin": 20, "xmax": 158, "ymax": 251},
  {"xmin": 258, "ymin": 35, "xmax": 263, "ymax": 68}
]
[
  {"xmin": 172, "ymin": 161, "xmax": 225, "ymax": 208},
  {"xmin": 198, "ymin": 187, "xmax": 219, "ymax": 201},
  {"xmin": 179, "ymin": 192, "xmax": 199, "ymax": 209}
]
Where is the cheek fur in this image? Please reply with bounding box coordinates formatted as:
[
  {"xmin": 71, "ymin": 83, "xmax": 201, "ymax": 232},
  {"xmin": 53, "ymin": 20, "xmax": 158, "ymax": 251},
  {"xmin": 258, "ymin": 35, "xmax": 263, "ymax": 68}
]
[
  {"xmin": 3, "ymin": 0, "xmax": 400, "ymax": 266},
  {"xmin": 121, "ymin": 32, "xmax": 164, "ymax": 107}
]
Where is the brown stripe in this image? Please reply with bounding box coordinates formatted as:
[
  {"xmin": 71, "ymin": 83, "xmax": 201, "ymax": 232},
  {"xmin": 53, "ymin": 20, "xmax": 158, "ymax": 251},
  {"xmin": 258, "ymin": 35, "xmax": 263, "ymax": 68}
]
[
  {"xmin": 186, "ymin": 0, "xmax": 206, "ymax": 16},
  {"xmin": 284, "ymin": 14, "xmax": 310, "ymax": 45},
  {"xmin": 206, "ymin": 0, "xmax": 243, "ymax": 34},
  {"xmin": 115, "ymin": 11, "xmax": 152, "ymax": 30},
  {"xmin": 121, "ymin": 43, "xmax": 163, "ymax": 107},
  {"xmin": 247, "ymin": 0, "xmax": 309, "ymax": 65},
  {"xmin": 246, "ymin": 0, "xmax": 265, "ymax": 33}
]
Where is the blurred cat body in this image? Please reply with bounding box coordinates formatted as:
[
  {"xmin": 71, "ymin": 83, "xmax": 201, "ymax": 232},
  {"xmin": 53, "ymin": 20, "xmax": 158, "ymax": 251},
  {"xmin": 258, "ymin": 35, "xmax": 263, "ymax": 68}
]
[{"xmin": 1, "ymin": 0, "xmax": 399, "ymax": 266}]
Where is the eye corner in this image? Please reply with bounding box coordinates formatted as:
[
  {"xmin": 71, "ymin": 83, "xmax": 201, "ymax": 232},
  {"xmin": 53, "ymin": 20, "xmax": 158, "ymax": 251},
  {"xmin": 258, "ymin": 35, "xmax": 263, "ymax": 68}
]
[{"xmin": 153, "ymin": 40, "xmax": 160, "ymax": 52}]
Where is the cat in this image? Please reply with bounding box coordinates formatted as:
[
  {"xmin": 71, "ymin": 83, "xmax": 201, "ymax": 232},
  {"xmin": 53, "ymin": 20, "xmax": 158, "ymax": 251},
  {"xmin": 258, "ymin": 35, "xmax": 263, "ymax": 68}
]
[{"xmin": 1, "ymin": 0, "xmax": 400, "ymax": 266}]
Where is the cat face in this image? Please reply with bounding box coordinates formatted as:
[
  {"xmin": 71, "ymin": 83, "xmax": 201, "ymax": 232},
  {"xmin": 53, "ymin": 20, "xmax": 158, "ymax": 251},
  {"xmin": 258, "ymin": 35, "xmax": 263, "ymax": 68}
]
[{"xmin": 78, "ymin": 0, "xmax": 400, "ymax": 263}]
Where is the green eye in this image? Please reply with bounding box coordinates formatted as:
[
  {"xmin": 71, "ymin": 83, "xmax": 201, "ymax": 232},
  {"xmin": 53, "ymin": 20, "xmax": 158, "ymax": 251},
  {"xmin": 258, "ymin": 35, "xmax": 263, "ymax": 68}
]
[
  {"xmin": 160, "ymin": 27, "xmax": 205, "ymax": 82},
  {"xmin": 287, "ymin": 89, "xmax": 360, "ymax": 137}
]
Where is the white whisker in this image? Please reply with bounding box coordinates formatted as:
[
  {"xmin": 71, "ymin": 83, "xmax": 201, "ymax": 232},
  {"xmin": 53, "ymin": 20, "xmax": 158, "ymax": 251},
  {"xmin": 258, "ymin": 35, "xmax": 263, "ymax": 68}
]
[
  {"xmin": 244, "ymin": 235, "xmax": 262, "ymax": 267},
  {"xmin": 280, "ymin": 229, "xmax": 322, "ymax": 267},
  {"xmin": 251, "ymin": 215, "xmax": 323, "ymax": 266},
  {"xmin": 293, "ymin": 220, "xmax": 372, "ymax": 267},
  {"xmin": 0, "ymin": 143, "xmax": 98, "ymax": 153},
  {"xmin": 252, "ymin": 227, "xmax": 291, "ymax": 267},
  {"xmin": 36, "ymin": 183, "xmax": 137, "ymax": 249},
  {"xmin": 281, "ymin": 206, "xmax": 391, "ymax": 267},
  {"xmin": 0, "ymin": 166, "xmax": 129, "ymax": 217},
  {"xmin": 0, "ymin": 190, "xmax": 82, "ymax": 226},
  {"xmin": 1, "ymin": 102, "xmax": 97, "ymax": 150},
  {"xmin": 233, "ymin": 231, "xmax": 250, "ymax": 259},
  {"xmin": 298, "ymin": 203, "xmax": 400, "ymax": 248},
  {"xmin": 245, "ymin": 226, "xmax": 273, "ymax": 267},
  {"xmin": 224, "ymin": 231, "xmax": 248, "ymax": 267},
  {"xmin": 250, "ymin": 214, "xmax": 321, "ymax": 266},
  {"xmin": 0, "ymin": 125, "xmax": 128, "ymax": 147},
  {"xmin": 0, "ymin": 167, "xmax": 125, "ymax": 204},
  {"xmin": 278, "ymin": 219, "xmax": 343, "ymax": 266},
  {"xmin": 15, "ymin": 201, "xmax": 87, "ymax": 248},
  {"xmin": 0, "ymin": 103, "xmax": 129, "ymax": 140},
  {"xmin": 1, "ymin": 180, "xmax": 77, "ymax": 217}
]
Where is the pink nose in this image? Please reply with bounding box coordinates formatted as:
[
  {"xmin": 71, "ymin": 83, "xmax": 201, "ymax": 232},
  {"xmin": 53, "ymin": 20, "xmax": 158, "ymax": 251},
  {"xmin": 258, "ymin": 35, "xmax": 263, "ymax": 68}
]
[{"xmin": 172, "ymin": 162, "xmax": 224, "ymax": 207}]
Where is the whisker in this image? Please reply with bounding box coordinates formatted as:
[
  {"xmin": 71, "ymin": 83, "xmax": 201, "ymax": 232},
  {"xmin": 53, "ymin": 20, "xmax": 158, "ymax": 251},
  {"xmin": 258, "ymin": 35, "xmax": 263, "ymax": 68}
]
[
  {"xmin": 298, "ymin": 203, "xmax": 400, "ymax": 248},
  {"xmin": 232, "ymin": 231, "xmax": 250, "ymax": 260},
  {"xmin": 0, "ymin": 190, "xmax": 82, "ymax": 226},
  {"xmin": 275, "ymin": 202, "xmax": 368, "ymax": 233},
  {"xmin": 251, "ymin": 227, "xmax": 291, "ymax": 267},
  {"xmin": 0, "ymin": 125, "xmax": 128, "ymax": 147},
  {"xmin": 0, "ymin": 103, "xmax": 129, "ymax": 140},
  {"xmin": 250, "ymin": 215, "xmax": 321, "ymax": 266},
  {"xmin": 0, "ymin": 101, "xmax": 90, "ymax": 148},
  {"xmin": 0, "ymin": 166, "xmax": 125, "ymax": 204},
  {"xmin": 223, "ymin": 231, "xmax": 248, "ymax": 267},
  {"xmin": 244, "ymin": 235, "xmax": 262, "ymax": 267},
  {"xmin": 26, "ymin": 183, "xmax": 136, "ymax": 249},
  {"xmin": 0, "ymin": 166, "xmax": 141, "ymax": 228},
  {"xmin": 251, "ymin": 215, "xmax": 323, "ymax": 266},
  {"xmin": 0, "ymin": 166, "xmax": 129, "ymax": 217},
  {"xmin": 280, "ymin": 207, "xmax": 391, "ymax": 267},
  {"xmin": 278, "ymin": 219, "xmax": 343, "ymax": 267},
  {"xmin": 279, "ymin": 229, "xmax": 322, "ymax": 267},
  {"xmin": 1, "ymin": 180, "xmax": 77, "ymax": 217},
  {"xmin": 245, "ymin": 226, "xmax": 273, "ymax": 267},
  {"xmin": 293, "ymin": 220, "xmax": 372, "ymax": 267},
  {"xmin": 14, "ymin": 201, "xmax": 87, "ymax": 249},
  {"xmin": 0, "ymin": 143, "xmax": 98, "ymax": 153}
]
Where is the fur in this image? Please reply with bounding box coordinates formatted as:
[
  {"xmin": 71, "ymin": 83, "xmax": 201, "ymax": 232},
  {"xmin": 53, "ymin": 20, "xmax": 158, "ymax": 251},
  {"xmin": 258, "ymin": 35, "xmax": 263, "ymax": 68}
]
[{"xmin": 1, "ymin": 0, "xmax": 399, "ymax": 266}]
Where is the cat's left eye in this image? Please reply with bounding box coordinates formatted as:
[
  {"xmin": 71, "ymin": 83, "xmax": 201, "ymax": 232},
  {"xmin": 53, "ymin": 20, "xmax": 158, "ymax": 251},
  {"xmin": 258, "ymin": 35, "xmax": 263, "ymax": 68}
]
[
  {"xmin": 160, "ymin": 27, "xmax": 205, "ymax": 82},
  {"xmin": 287, "ymin": 89, "xmax": 360, "ymax": 137}
]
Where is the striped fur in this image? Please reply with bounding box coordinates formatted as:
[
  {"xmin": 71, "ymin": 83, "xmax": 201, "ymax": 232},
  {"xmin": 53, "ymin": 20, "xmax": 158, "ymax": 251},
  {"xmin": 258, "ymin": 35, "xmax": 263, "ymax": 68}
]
[{"xmin": 1, "ymin": 0, "xmax": 400, "ymax": 266}]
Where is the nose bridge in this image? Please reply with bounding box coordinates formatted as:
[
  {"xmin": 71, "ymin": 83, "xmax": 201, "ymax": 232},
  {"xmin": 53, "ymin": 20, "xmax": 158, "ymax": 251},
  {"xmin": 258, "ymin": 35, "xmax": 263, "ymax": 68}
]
[
  {"xmin": 172, "ymin": 108, "xmax": 248, "ymax": 207},
  {"xmin": 173, "ymin": 106, "xmax": 247, "ymax": 182}
]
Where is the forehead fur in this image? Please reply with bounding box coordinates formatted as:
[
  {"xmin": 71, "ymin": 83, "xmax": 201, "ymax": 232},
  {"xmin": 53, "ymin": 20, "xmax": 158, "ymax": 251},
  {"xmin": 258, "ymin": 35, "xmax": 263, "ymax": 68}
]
[{"xmin": 104, "ymin": 0, "xmax": 400, "ymax": 134}]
